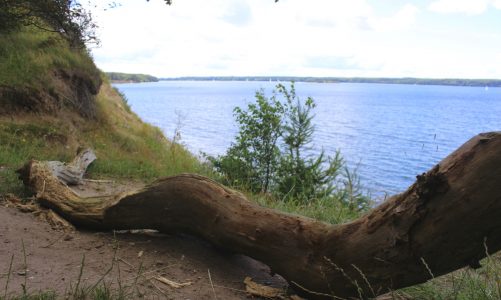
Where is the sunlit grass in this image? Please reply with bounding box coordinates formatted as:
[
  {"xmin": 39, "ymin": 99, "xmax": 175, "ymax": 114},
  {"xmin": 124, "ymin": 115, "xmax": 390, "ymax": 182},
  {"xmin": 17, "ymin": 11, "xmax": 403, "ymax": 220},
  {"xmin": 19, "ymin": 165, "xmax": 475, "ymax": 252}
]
[
  {"xmin": 0, "ymin": 27, "xmax": 98, "ymax": 89},
  {"xmin": 252, "ymin": 193, "xmax": 365, "ymax": 225},
  {"xmin": 0, "ymin": 82, "xmax": 211, "ymax": 195},
  {"xmin": 83, "ymin": 83, "xmax": 209, "ymax": 180}
]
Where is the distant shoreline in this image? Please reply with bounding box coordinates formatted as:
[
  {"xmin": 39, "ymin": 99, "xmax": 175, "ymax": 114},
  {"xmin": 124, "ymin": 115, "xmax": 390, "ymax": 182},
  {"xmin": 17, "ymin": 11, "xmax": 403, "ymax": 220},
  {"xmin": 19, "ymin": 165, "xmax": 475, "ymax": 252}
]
[
  {"xmin": 158, "ymin": 76, "xmax": 501, "ymax": 87},
  {"xmin": 106, "ymin": 72, "xmax": 159, "ymax": 83},
  {"xmin": 110, "ymin": 80, "xmax": 150, "ymax": 84}
]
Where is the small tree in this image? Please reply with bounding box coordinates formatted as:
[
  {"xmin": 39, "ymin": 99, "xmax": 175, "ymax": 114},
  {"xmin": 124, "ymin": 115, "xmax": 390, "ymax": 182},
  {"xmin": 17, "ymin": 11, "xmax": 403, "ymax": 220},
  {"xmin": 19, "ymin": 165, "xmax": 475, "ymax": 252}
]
[
  {"xmin": 210, "ymin": 89, "xmax": 284, "ymax": 193},
  {"xmin": 276, "ymin": 83, "xmax": 343, "ymax": 201},
  {"xmin": 211, "ymin": 82, "xmax": 364, "ymax": 206}
]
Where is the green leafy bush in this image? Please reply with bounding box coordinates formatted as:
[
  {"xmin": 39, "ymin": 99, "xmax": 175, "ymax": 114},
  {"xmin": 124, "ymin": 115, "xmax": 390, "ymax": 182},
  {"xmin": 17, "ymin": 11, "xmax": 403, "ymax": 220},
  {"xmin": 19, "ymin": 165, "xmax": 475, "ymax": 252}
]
[{"xmin": 209, "ymin": 82, "xmax": 370, "ymax": 210}]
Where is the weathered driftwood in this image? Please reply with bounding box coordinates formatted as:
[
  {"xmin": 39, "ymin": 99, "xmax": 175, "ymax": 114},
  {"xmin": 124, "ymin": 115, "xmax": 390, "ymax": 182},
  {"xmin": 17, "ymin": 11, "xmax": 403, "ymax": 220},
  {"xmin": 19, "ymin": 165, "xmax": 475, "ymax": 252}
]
[
  {"xmin": 47, "ymin": 148, "xmax": 96, "ymax": 185},
  {"xmin": 17, "ymin": 132, "xmax": 501, "ymax": 299}
]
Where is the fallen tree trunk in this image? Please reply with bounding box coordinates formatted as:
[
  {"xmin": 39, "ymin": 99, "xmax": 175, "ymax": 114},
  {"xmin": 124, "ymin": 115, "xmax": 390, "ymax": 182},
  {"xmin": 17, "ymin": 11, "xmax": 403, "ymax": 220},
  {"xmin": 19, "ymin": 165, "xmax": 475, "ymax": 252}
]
[{"xmin": 17, "ymin": 132, "xmax": 501, "ymax": 299}]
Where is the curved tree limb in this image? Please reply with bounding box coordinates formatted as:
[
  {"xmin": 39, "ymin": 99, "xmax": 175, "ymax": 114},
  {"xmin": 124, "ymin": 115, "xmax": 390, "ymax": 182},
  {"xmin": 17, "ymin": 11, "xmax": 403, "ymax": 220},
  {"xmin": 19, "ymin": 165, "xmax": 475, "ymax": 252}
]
[{"xmin": 17, "ymin": 132, "xmax": 501, "ymax": 299}]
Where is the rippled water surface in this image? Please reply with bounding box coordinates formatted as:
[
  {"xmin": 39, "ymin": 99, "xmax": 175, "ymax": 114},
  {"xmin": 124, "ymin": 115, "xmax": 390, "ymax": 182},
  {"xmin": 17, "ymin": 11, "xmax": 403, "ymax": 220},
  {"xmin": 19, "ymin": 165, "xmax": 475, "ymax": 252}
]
[{"xmin": 115, "ymin": 81, "xmax": 501, "ymax": 197}]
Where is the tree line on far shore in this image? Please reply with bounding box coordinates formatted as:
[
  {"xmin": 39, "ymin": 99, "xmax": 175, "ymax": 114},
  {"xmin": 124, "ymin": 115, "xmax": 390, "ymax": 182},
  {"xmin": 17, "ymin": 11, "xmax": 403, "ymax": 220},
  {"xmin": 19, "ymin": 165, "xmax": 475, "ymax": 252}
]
[{"xmin": 106, "ymin": 72, "xmax": 159, "ymax": 83}]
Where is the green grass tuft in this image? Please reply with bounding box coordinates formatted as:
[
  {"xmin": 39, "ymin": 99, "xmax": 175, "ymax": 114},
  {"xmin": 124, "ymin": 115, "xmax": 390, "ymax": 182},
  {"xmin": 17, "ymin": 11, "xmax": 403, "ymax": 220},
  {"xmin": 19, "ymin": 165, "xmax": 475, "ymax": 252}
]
[
  {"xmin": 0, "ymin": 27, "xmax": 97, "ymax": 89},
  {"xmin": 401, "ymin": 252, "xmax": 501, "ymax": 300},
  {"xmin": 253, "ymin": 193, "xmax": 365, "ymax": 224}
]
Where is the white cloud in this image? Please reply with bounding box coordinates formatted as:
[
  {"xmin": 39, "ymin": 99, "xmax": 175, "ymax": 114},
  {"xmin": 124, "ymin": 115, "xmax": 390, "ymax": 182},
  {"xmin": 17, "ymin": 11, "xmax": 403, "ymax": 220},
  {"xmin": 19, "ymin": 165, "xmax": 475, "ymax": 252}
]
[
  {"xmin": 86, "ymin": 0, "xmax": 501, "ymax": 79},
  {"xmin": 295, "ymin": 0, "xmax": 373, "ymax": 29},
  {"xmin": 91, "ymin": 0, "xmax": 383, "ymax": 76},
  {"xmin": 221, "ymin": 1, "xmax": 252, "ymax": 26},
  {"xmin": 493, "ymin": 0, "xmax": 501, "ymax": 9},
  {"xmin": 428, "ymin": 0, "xmax": 501, "ymax": 15},
  {"xmin": 368, "ymin": 4, "xmax": 420, "ymax": 32}
]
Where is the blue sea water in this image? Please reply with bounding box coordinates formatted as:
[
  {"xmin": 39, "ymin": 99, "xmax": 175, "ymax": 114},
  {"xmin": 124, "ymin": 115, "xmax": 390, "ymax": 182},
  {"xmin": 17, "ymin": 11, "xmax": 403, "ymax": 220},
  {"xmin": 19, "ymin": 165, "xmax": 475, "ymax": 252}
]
[{"xmin": 115, "ymin": 81, "xmax": 501, "ymax": 198}]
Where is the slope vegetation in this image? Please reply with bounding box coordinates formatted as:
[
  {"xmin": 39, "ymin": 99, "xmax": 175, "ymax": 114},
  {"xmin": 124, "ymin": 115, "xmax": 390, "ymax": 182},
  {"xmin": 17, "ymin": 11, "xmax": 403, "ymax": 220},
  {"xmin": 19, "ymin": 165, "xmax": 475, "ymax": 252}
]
[{"xmin": 0, "ymin": 27, "xmax": 207, "ymax": 196}]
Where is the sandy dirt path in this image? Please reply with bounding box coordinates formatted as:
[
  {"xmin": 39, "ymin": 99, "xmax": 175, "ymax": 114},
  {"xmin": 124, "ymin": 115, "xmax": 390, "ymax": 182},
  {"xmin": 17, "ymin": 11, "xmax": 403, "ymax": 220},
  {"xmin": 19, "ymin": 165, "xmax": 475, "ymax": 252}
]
[{"xmin": 0, "ymin": 203, "xmax": 287, "ymax": 299}]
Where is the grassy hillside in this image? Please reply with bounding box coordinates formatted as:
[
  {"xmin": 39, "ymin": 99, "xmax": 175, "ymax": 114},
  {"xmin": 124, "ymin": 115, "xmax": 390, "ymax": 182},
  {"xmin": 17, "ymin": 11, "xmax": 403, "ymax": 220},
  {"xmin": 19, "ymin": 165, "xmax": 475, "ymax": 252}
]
[
  {"xmin": 0, "ymin": 27, "xmax": 208, "ymax": 197},
  {"xmin": 0, "ymin": 28, "xmax": 99, "ymax": 89},
  {"xmin": 0, "ymin": 27, "xmax": 101, "ymax": 118}
]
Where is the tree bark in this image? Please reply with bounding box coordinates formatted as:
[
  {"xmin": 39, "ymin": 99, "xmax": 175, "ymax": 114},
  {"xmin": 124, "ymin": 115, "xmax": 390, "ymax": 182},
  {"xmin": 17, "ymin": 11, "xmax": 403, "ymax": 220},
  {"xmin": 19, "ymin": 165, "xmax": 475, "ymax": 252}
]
[{"xmin": 17, "ymin": 132, "xmax": 501, "ymax": 299}]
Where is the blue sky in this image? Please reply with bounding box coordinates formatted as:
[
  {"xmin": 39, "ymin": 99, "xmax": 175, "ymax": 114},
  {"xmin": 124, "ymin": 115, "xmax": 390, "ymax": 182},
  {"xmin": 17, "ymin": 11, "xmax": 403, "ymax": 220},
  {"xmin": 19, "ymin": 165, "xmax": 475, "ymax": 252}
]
[{"xmin": 89, "ymin": 0, "xmax": 501, "ymax": 79}]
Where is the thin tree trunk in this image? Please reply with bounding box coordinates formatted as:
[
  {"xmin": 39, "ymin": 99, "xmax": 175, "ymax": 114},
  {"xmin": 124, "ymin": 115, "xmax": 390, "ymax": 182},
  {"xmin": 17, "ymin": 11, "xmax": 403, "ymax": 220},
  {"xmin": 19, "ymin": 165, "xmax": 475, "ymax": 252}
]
[{"xmin": 17, "ymin": 132, "xmax": 501, "ymax": 299}]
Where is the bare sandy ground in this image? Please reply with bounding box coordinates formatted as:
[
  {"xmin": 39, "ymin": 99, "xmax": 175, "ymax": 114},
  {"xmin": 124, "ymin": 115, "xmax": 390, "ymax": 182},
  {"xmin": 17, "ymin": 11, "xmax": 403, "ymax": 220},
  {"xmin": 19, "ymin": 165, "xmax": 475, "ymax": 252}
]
[{"xmin": 0, "ymin": 201, "xmax": 288, "ymax": 299}]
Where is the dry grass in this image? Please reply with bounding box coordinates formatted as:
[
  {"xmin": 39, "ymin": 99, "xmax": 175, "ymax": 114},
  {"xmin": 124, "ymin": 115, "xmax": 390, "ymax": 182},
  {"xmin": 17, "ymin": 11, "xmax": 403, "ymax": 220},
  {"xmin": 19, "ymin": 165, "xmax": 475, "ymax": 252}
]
[
  {"xmin": 0, "ymin": 81, "xmax": 210, "ymax": 196},
  {"xmin": 399, "ymin": 252, "xmax": 501, "ymax": 300}
]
